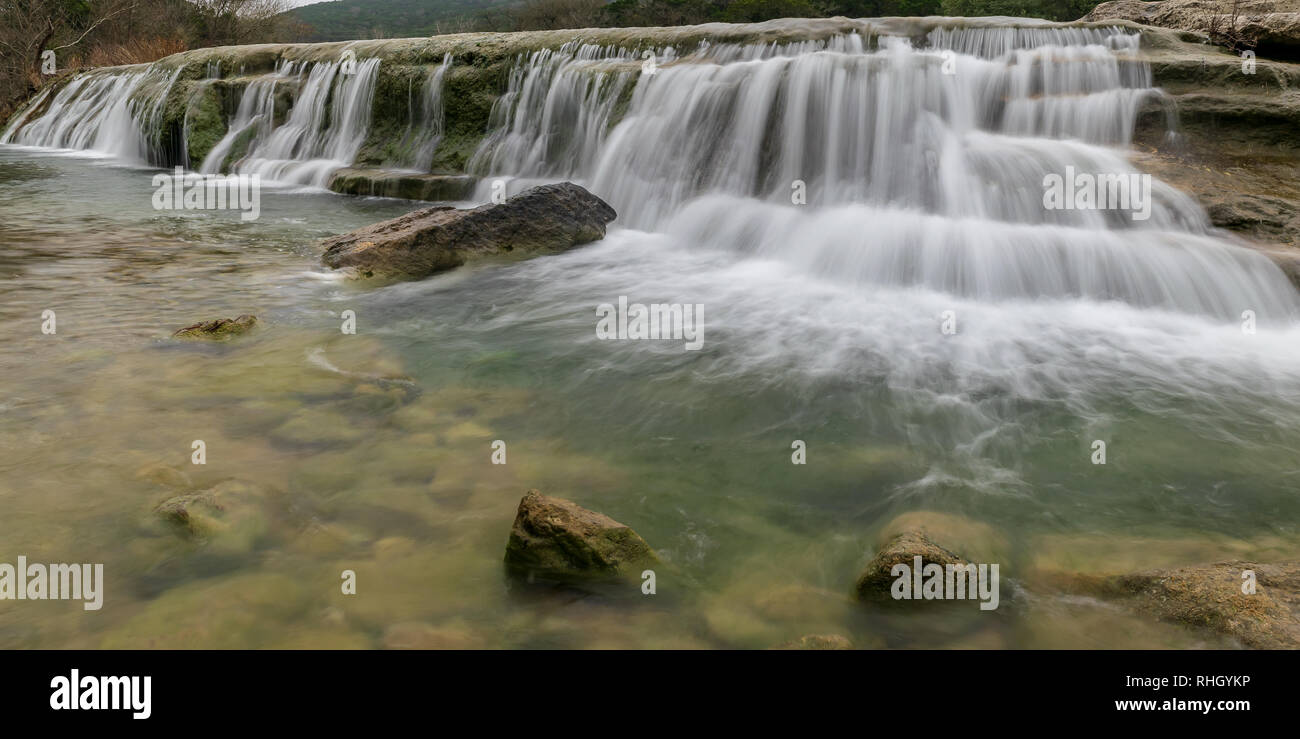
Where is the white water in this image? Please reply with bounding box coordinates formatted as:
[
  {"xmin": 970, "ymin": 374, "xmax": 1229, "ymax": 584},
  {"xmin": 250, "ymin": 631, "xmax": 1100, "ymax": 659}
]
[
  {"xmin": 198, "ymin": 65, "xmax": 293, "ymax": 174},
  {"xmin": 3, "ymin": 24, "xmax": 1296, "ymax": 320},
  {"xmin": 466, "ymin": 28, "xmax": 1297, "ymax": 321},
  {"xmin": 224, "ymin": 57, "xmax": 381, "ymax": 187},
  {"xmin": 1, "ymin": 66, "xmax": 181, "ymax": 163},
  {"xmin": 2, "ymin": 21, "xmax": 1299, "ymax": 550},
  {"xmin": 396, "ymin": 53, "xmax": 454, "ymax": 171}
]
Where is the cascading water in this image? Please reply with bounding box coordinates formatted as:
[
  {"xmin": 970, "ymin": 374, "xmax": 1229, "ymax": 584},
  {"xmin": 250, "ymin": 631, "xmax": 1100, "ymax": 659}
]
[
  {"xmin": 5, "ymin": 53, "xmax": 385, "ymax": 188},
  {"xmin": 468, "ymin": 27, "xmax": 1298, "ymax": 321},
  {"xmin": 394, "ymin": 53, "xmax": 453, "ymax": 171},
  {"xmin": 1, "ymin": 66, "xmax": 181, "ymax": 164},
  {"xmin": 4, "ymin": 20, "xmax": 1300, "ymax": 649},
  {"xmin": 223, "ymin": 57, "xmax": 381, "ymax": 187},
  {"xmin": 2, "ymin": 24, "xmax": 1295, "ymax": 320},
  {"xmin": 199, "ymin": 62, "xmax": 299, "ymax": 175},
  {"xmin": 468, "ymin": 44, "xmax": 649, "ymax": 180}
]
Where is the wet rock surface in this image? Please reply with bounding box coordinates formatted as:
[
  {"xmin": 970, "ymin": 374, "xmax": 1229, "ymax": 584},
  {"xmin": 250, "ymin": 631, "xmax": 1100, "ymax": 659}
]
[
  {"xmin": 504, "ymin": 489, "xmax": 658, "ymax": 584},
  {"xmin": 327, "ymin": 168, "xmax": 477, "ymax": 202},
  {"xmin": 320, "ymin": 182, "xmax": 616, "ymax": 281},
  {"xmin": 1080, "ymin": 560, "xmax": 1300, "ymax": 648},
  {"xmin": 855, "ymin": 529, "xmax": 968, "ymax": 600}
]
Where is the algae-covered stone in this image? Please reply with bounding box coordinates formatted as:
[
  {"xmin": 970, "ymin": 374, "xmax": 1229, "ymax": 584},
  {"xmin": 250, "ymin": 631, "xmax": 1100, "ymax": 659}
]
[
  {"xmin": 1099, "ymin": 560, "xmax": 1300, "ymax": 649},
  {"xmin": 504, "ymin": 489, "xmax": 658, "ymax": 583},
  {"xmin": 183, "ymin": 81, "xmax": 228, "ymax": 166},
  {"xmin": 874, "ymin": 511, "xmax": 1008, "ymax": 565},
  {"xmin": 855, "ymin": 530, "xmax": 967, "ymax": 600},
  {"xmin": 172, "ymin": 314, "xmax": 257, "ymax": 340},
  {"xmin": 154, "ymin": 479, "xmax": 273, "ymax": 554}
]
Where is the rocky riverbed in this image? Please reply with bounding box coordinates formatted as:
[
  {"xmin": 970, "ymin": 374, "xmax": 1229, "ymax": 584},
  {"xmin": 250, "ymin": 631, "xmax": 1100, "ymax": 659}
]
[{"xmin": 1, "ymin": 16, "xmax": 1298, "ymax": 650}]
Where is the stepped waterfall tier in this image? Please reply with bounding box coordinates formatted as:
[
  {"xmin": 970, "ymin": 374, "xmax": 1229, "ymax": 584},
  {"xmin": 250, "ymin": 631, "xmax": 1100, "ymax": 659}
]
[
  {"xmin": 5, "ymin": 20, "xmax": 1295, "ymax": 318},
  {"xmin": 1, "ymin": 16, "xmax": 1299, "ymax": 654}
]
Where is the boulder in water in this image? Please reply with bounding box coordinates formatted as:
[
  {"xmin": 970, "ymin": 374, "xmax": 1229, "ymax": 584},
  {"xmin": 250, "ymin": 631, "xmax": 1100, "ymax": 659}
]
[
  {"xmin": 1064, "ymin": 560, "xmax": 1300, "ymax": 649},
  {"xmin": 320, "ymin": 182, "xmax": 616, "ymax": 281},
  {"xmin": 855, "ymin": 529, "xmax": 969, "ymax": 601},
  {"xmin": 504, "ymin": 489, "xmax": 658, "ymax": 583}
]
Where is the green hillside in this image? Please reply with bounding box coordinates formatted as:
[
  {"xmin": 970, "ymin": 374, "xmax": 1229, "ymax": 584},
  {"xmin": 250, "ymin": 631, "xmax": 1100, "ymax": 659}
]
[{"xmin": 287, "ymin": 0, "xmax": 520, "ymax": 41}]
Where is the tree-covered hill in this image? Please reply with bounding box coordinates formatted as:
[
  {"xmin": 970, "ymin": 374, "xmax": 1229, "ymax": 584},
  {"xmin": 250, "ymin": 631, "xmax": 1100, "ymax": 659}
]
[{"xmin": 287, "ymin": 0, "xmax": 520, "ymax": 41}]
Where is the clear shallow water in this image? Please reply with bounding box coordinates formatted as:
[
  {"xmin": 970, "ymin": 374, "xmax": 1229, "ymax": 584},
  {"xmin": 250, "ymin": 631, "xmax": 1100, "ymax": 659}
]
[
  {"xmin": 3, "ymin": 23, "xmax": 1300, "ymax": 648},
  {"xmin": 1, "ymin": 147, "xmax": 1298, "ymax": 649}
]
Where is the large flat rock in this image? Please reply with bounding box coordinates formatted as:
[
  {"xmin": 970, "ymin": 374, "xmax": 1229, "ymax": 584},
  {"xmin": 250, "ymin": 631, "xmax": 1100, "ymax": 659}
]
[{"xmin": 319, "ymin": 182, "xmax": 616, "ymax": 280}]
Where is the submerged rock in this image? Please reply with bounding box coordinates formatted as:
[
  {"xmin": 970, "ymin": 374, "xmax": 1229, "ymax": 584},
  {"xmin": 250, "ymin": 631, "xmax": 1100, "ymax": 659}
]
[
  {"xmin": 504, "ymin": 489, "xmax": 658, "ymax": 583},
  {"xmin": 1082, "ymin": 560, "xmax": 1300, "ymax": 649},
  {"xmin": 320, "ymin": 182, "xmax": 616, "ymax": 280},
  {"xmin": 172, "ymin": 314, "xmax": 257, "ymax": 340},
  {"xmin": 855, "ymin": 529, "xmax": 967, "ymax": 600},
  {"xmin": 153, "ymin": 479, "xmax": 274, "ymax": 554},
  {"xmin": 773, "ymin": 634, "xmax": 854, "ymax": 650}
]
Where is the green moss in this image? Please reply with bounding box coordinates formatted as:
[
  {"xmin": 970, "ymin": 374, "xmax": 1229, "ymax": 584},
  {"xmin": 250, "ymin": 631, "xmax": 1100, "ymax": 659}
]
[
  {"xmin": 184, "ymin": 81, "xmax": 228, "ymax": 167},
  {"xmin": 429, "ymin": 66, "xmax": 505, "ymax": 172}
]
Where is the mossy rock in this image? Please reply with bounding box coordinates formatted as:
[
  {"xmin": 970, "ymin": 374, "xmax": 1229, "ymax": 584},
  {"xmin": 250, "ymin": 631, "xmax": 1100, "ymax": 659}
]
[
  {"xmin": 855, "ymin": 530, "xmax": 968, "ymax": 601},
  {"xmin": 183, "ymin": 81, "xmax": 228, "ymax": 166},
  {"xmin": 1075, "ymin": 560, "xmax": 1300, "ymax": 649},
  {"xmin": 153, "ymin": 479, "xmax": 275, "ymax": 555},
  {"xmin": 172, "ymin": 314, "xmax": 257, "ymax": 340},
  {"xmin": 504, "ymin": 489, "xmax": 659, "ymax": 584}
]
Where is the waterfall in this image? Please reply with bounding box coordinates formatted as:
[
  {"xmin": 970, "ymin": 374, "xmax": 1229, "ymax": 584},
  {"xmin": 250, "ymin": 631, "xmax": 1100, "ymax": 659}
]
[
  {"xmin": 199, "ymin": 62, "xmax": 298, "ymax": 175},
  {"xmin": 395, "ymin": 53, "xmax": 453, "ymax": 172},
  {"xmin": 5, "ymin": 53, "xmax": 383, "ymax": 188},
  {"xmin": 468, "ymin": 44, "xmax": 648, "ymax": 179},
  {"xmin": 468, "ymin": 27, "xmax": 1298, "ymax": 320},
  {"xmin": 223, "ymin": 57, "xmax": 381, "ymax": 187},
  {"xmin": 1, "ymin": 22, "xmax": 1295, "ymax": 320},
  {"xmin": 0, "ymin": 66, "xmax": 181, "ymax": 164}
]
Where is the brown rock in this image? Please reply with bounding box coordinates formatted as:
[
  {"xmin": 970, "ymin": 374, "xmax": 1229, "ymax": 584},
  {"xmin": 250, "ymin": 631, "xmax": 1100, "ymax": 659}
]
[
  {"xmin": 1099, "ymin": 560, "xmax": 1300, "ymax": 648},
  {"xmin": 320, "ymin": 182, "xmax": 616, "ymax": 281},
  {"xmin": 504, "ymin": 489, "xmax": 658, "ymax": 583},
  {"xmin": 855, "ymin": 530, "xmax": 968, "ymax": 600}
]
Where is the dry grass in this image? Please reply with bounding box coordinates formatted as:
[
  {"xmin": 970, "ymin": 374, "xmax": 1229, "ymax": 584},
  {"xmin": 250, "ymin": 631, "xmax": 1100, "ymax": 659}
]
[{"xmin": 79, "ymin": 37, "xmax": 189, "ymax": 68}]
